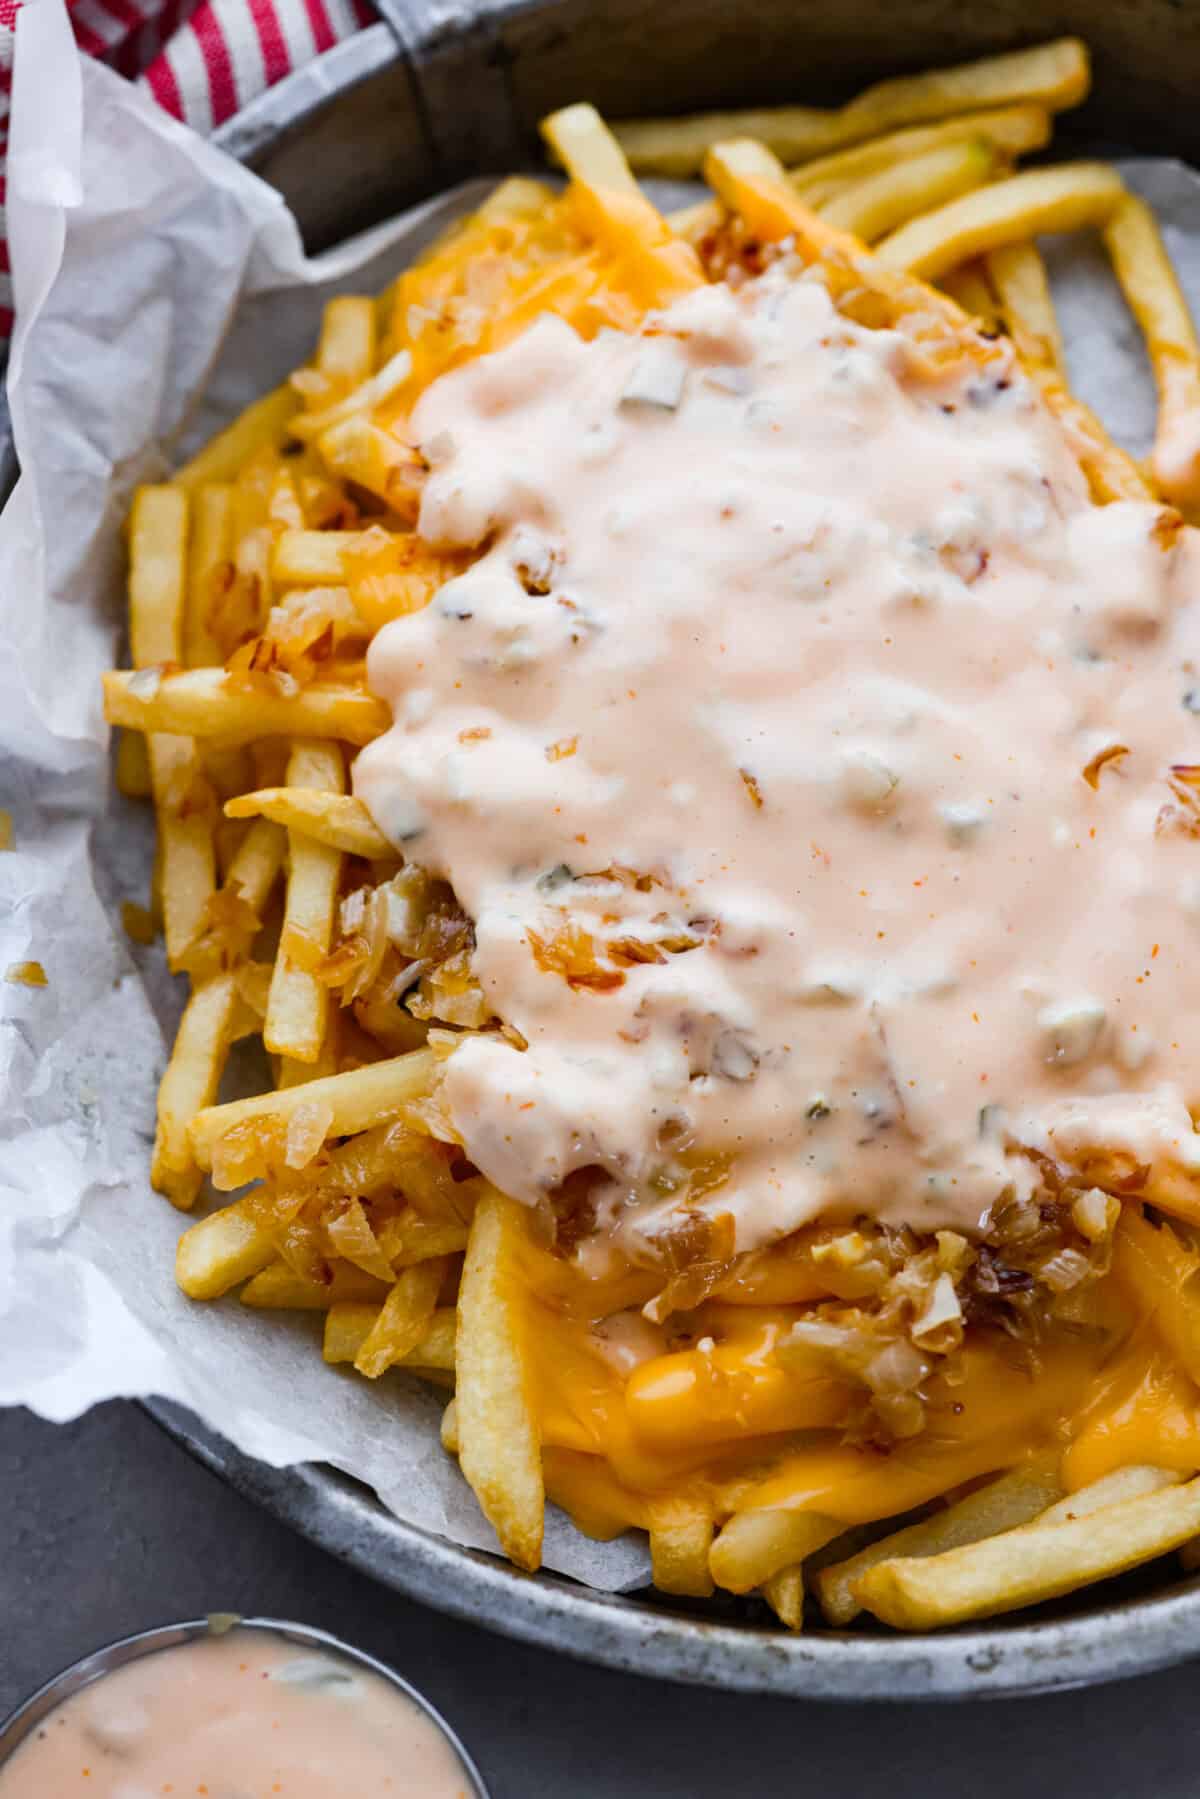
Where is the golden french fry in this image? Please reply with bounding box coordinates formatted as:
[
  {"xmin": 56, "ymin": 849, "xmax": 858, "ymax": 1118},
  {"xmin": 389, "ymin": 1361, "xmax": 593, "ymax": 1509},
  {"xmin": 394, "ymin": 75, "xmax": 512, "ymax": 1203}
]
[
  {"xmin": 857, "ymin": 1472, "xmax": 1200, "ymax": 1629},
  {"xmin": 822, "ymin": 138, "xmax": 995, "ymax": 244},
  {"xmin": 129, "ymin": 483, "xmax": 189, "ymax": 667},
  {"xmin": 791, "ymin": 105, "xmax": 1051, "ymax": 203},
  {"xmin": 611, "ymin": 39, "xmax": 1089, "ymax": 176},
  {"xmin": 115, "ymin": 729, "xmax": 152, "ymax": 799},
  {"xmin": 315, "ymin": 295, "xmax": 376, "ymax": 386},
  {"xmin": 231, "ymin": 456, "xmax": 275, "ymax": 626},
  {"xmin": 876, "ymin": 162, "xmax": 1126, "ymax": 280},
  {"xmin": 456, "ymin": 1187, "xmax": 544, "ymax": 1571},
  {"xmin": 102, "ymin": 669, "xmax": 389, "ymax": 747},
  {"xmin": 264, "ymin": 741, "xmax": 345, "ymax": 1063},
  {"xmin": 648, "ymin": 1498, "xmax": 715, "ymax": 1598},
  {"xmin": 225, "ymin": 788, "xmax": 392, "ymax": 860},
  {"xmin": 816, "ymin": 1456, "xmax": 1065, "ymax": 1626},
  {"xmin": 441, "ymin": 1396, "xmax": 460, "ymax": 1455},
  {"xmin": 986, "ymin": 239, "xmax": 1064, "ymax": 370},
  {"xmin": 189, "ymin": 1048, "xmax": 437, "ymax": 1175},
  {"xmin": 222, "ymin": 814, "xmax": 287, "ymax": 916},
  {"xmin": 314, "ymin": 416, "xmax": 425, "ymax": 515},
  {"xmin": 1102, "ymin": 193, "xmax": 1200, "ymax": 508},
  {"xmin": 185, "ymin": 484, "xmax": 235, "ymax": 667},
  {"xmin": 709, "ymin": 1507, "xmax": 843, "ymax": 1595},
  {"xmin": 542, "ymin": 103, "xmax": 705, "ymax": 308},
  {"xmin": 939, "ymin": 260, "xmax": 1000, "ymax": 329},
  {"xmin": 241, "ymin": 1258, "xmax": 390, "ymax": 1311},
  {"xmin": 152, "ymin": 972, "xmax": 241, "ymax": 1211},
  {"xmin": 325, "ymin": 1299, "xmax": 457, "ymax": 1370},
  {"xmin": 762, "ymin": 1565, "xmax": 805, "ymax": 1631},
  {"xmin": 324, "ymin": 1300, "xmax": 385, "ymax": 1364},
  {"xmin": 276, "ymin": 1021, "xmax": 341, "ymax": 1089},
  {"xmin": 354, "ymin": 1257, "xmax": 450, "ymax": 1378},
  {"xmin": 128, "ymin": 485, "xmax": 218, "ymax": 970},
  {"xmin": 1036, "ymin": 1464, "xmax": 1183, "ymax": 1523},
  {"xmin": 173, "ymin": 384, "xmax": 300, "ymax": 491},
  {"xmin": 145, "ymin": 736, "xmax": 219, "ymax": 972},
  {"xmin": 288, "ymin": 349, "xmax": 414, "ymax": 445},
  {"xmin": 176, "ymin": 1195, "xmax": 276, "ymax": 1300},
  {"xmin": 541, "ymin": 102, "xmax": 641, "ymax": 194},
  {"xmin": 273, "ymin": 529, "xmax": 366, "ymax": 586}
]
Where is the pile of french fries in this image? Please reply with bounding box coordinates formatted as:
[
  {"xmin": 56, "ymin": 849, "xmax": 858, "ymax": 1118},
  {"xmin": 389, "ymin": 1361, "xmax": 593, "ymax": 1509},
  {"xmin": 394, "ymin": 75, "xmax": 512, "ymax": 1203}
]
[{"xmin": 103, "ymin": 37, "xmax": 1200, "ymax": 1630}]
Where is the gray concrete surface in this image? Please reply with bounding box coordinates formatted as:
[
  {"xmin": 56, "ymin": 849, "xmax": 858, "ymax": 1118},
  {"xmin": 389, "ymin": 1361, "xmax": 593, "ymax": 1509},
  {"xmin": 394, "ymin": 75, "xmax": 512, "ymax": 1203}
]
[{"xmin": 2, "ymin": 1401, "xmax": 1199, "ymax": 1796}]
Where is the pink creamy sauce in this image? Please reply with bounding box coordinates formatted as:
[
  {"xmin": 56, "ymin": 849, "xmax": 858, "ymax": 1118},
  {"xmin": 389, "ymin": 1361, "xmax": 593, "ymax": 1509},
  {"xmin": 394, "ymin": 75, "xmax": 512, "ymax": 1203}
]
[
  {"xmin": 356, "ymin": 262, "xmax": 1200, "ymax": 1260},
  {"xmin": 0, "ymin": 1632, "xmax": 472, "ymax": 1797}
]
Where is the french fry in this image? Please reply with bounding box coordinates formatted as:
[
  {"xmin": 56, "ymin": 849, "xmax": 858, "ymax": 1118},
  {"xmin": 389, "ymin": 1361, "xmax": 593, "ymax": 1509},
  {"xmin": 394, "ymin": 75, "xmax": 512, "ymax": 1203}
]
[
  {"xmin": 115, "ymin": 729, "xmax": 152, "ymax": 799},
  {"xmin": 185, "ymin": 484, "xmax": 235, "ymax": 667},
  {"xmin": 315, "ymin": 295, "xmax": 376, "ymax": 387},
  {"xmin": 176, "ymin": 1194, "xmax": 276, "ymax": 1300},
  {"xmin": 986, "ymin": 239, "xmax": 1064, "ymax": 371},
  {"xmin": 224, "ymin": 788, "xmax": 391, "ymax": 859},
  {"xmin": 875, "ymin": 162, "xmax": 1126, "ymax": 280},
  {"xmin": 353, "ymin": 1256, "xmax": 450, "ymax": 1378},
  {"xmin": 456, "ymin": 1186, "xmax": 544, "ymax": 1571},
  {"xmin": 938, "ymin": 260, "xmax": 1000, "ymax": 330},
  {"xmin": 542, "ymin": 103, "xmax": 706, "ymax": 309},
  {"xmin": 822, "ymin": 138, "xmax": 995, "ymax": 244},
  {"xmin": 273, "ymin": 529, "xmax": 368, "ymax": 586},
  {"xmin": 441, "ymin": 1396, "xmax": 460, "ymax": 1454},
  {"xmin": 314, "ymin": 416, "xmax": 425, "ymax": 514},
  {"xmin": 241, "ymin": 1258, "xmax": 390, "ymax": 1310},
  {"xmin": 323, "ymin": 1295, "xmax": 460, "ymax": 1360},
  {"xmin": 128, "ymin": 478, "xmax": 189, "ymax": 688},
  {"xmin": 152, "ymin": 972, "xmax": 241, "ymax": 1211},
  {"xmin": 173, "ymin": 384, "xmax": 300, "ymax": 491},
  {"xmin": 857, "ymin": 1472, "xmax": 1200, "ymax": 1629},
  {"xmin": 324, "ymin": 1300, "xmax": 456, "ymax": 1371},
  {"xmin": 264, "ymin": 741, "xmax": 345, "ymax": 1063},
  {"xmin": 1036, "ymin": 1463, "xmax": 1182, "ymax": 1523},
  {"xmin": 189, "ymin": 1048, "xmax": 437, "ymax": 1175},
  {"xmin": 761, "ymin": 1565, "xmax": 805, "ymax": 1631},
  {"xmin": 102, "ymin": 669, "xmax": 389, "ymax": 747},
  {"xmin": 287, "ymin": 349, "xmax": 413, "ymax": 445},
  {"xmin": 709, "ymin": 1506, "xmax": 843, "ymax": 1595},
  {"xmin": 791, "ymin": 105, "xmax": 1051, "ymax": 204},
  {"xmin": 648, "ymin": 1498, "xmax": 715, "ymax": 1598},
  {"xmin": 276, "ymin": 1006, "xmax": 341, "ymax": 1088},
  {"xmin": 610, "ymin": 39, "xmax": 1089, "ymax": 176},
  {"xmin": 816, "ymin": 1456, "xmax": 1065, "ymax": 1625},
  {"xmin": 541, "ymin": 101, "xmax": 641, "ymax": 195},
  {"xmin": 1103, "ymin": 193, "xmax": 1200, "ymax": 508},
  {"xmin": 128, "ymin": 485, "xmax": 218, "ymax": 970}
]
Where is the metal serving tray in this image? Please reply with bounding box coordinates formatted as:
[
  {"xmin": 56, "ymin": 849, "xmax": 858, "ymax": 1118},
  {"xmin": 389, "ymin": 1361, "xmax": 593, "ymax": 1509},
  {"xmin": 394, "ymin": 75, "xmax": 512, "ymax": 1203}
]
[{"xmin": 96, "ymin": 0, "xmax": 1200, "ymax": 1697}]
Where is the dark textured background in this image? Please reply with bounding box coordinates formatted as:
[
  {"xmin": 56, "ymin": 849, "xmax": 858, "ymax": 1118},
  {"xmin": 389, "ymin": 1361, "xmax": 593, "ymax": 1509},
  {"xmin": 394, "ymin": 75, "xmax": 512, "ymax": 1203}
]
[{"xmin": 3, "ymin": 1402, "xmax": 1200, "ymax": 1796}]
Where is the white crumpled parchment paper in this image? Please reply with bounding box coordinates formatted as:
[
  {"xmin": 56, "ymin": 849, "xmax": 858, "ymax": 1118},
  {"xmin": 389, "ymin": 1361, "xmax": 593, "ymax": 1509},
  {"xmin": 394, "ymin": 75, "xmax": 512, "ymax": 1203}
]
[{"xmin": 3, "ymin": 0, "xmax": 1200, "ymax": 1590}]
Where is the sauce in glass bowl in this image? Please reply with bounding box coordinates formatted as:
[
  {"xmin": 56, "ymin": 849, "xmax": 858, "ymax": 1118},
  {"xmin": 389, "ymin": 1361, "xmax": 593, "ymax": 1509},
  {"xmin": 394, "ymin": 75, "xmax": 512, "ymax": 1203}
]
[{"xmin": 0, "ymin": 1620, "xmax": 485, "ymax": 1798}]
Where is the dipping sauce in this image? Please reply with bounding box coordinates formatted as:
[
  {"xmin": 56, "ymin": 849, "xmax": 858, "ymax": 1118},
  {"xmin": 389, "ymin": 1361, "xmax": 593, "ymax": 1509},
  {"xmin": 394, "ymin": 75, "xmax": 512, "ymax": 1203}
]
[
  {"xmin": 357, "ymin": 259, "xmax": 1200, "ymax": 1261},
  {"xmin": 0, "ymin": 1629, "xmax": 476, "ymax": 1797}
]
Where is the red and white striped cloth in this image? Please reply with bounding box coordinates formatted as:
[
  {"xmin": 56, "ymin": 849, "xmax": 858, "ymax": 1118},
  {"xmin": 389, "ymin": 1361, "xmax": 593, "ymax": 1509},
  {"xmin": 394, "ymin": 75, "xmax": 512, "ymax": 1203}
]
[{"xmin": 0, "ymin": 0, "xmax": 377, "ymax": 336}]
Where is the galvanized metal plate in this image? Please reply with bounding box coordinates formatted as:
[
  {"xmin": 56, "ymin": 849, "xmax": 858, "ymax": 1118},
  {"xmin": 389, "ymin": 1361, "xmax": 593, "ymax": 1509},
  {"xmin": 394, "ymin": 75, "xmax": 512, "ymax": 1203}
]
[{"xmin": 106, "ymin": 0, "xmax": 1200, "ymax": 1696}]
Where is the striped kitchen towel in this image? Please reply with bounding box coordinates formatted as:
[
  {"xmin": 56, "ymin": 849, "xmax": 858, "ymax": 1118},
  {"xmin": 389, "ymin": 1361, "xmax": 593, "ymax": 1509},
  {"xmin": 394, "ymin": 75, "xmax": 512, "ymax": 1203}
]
[{"xmin": 0, "ymin": 0, "xmax": 377, "ymax": 334}]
